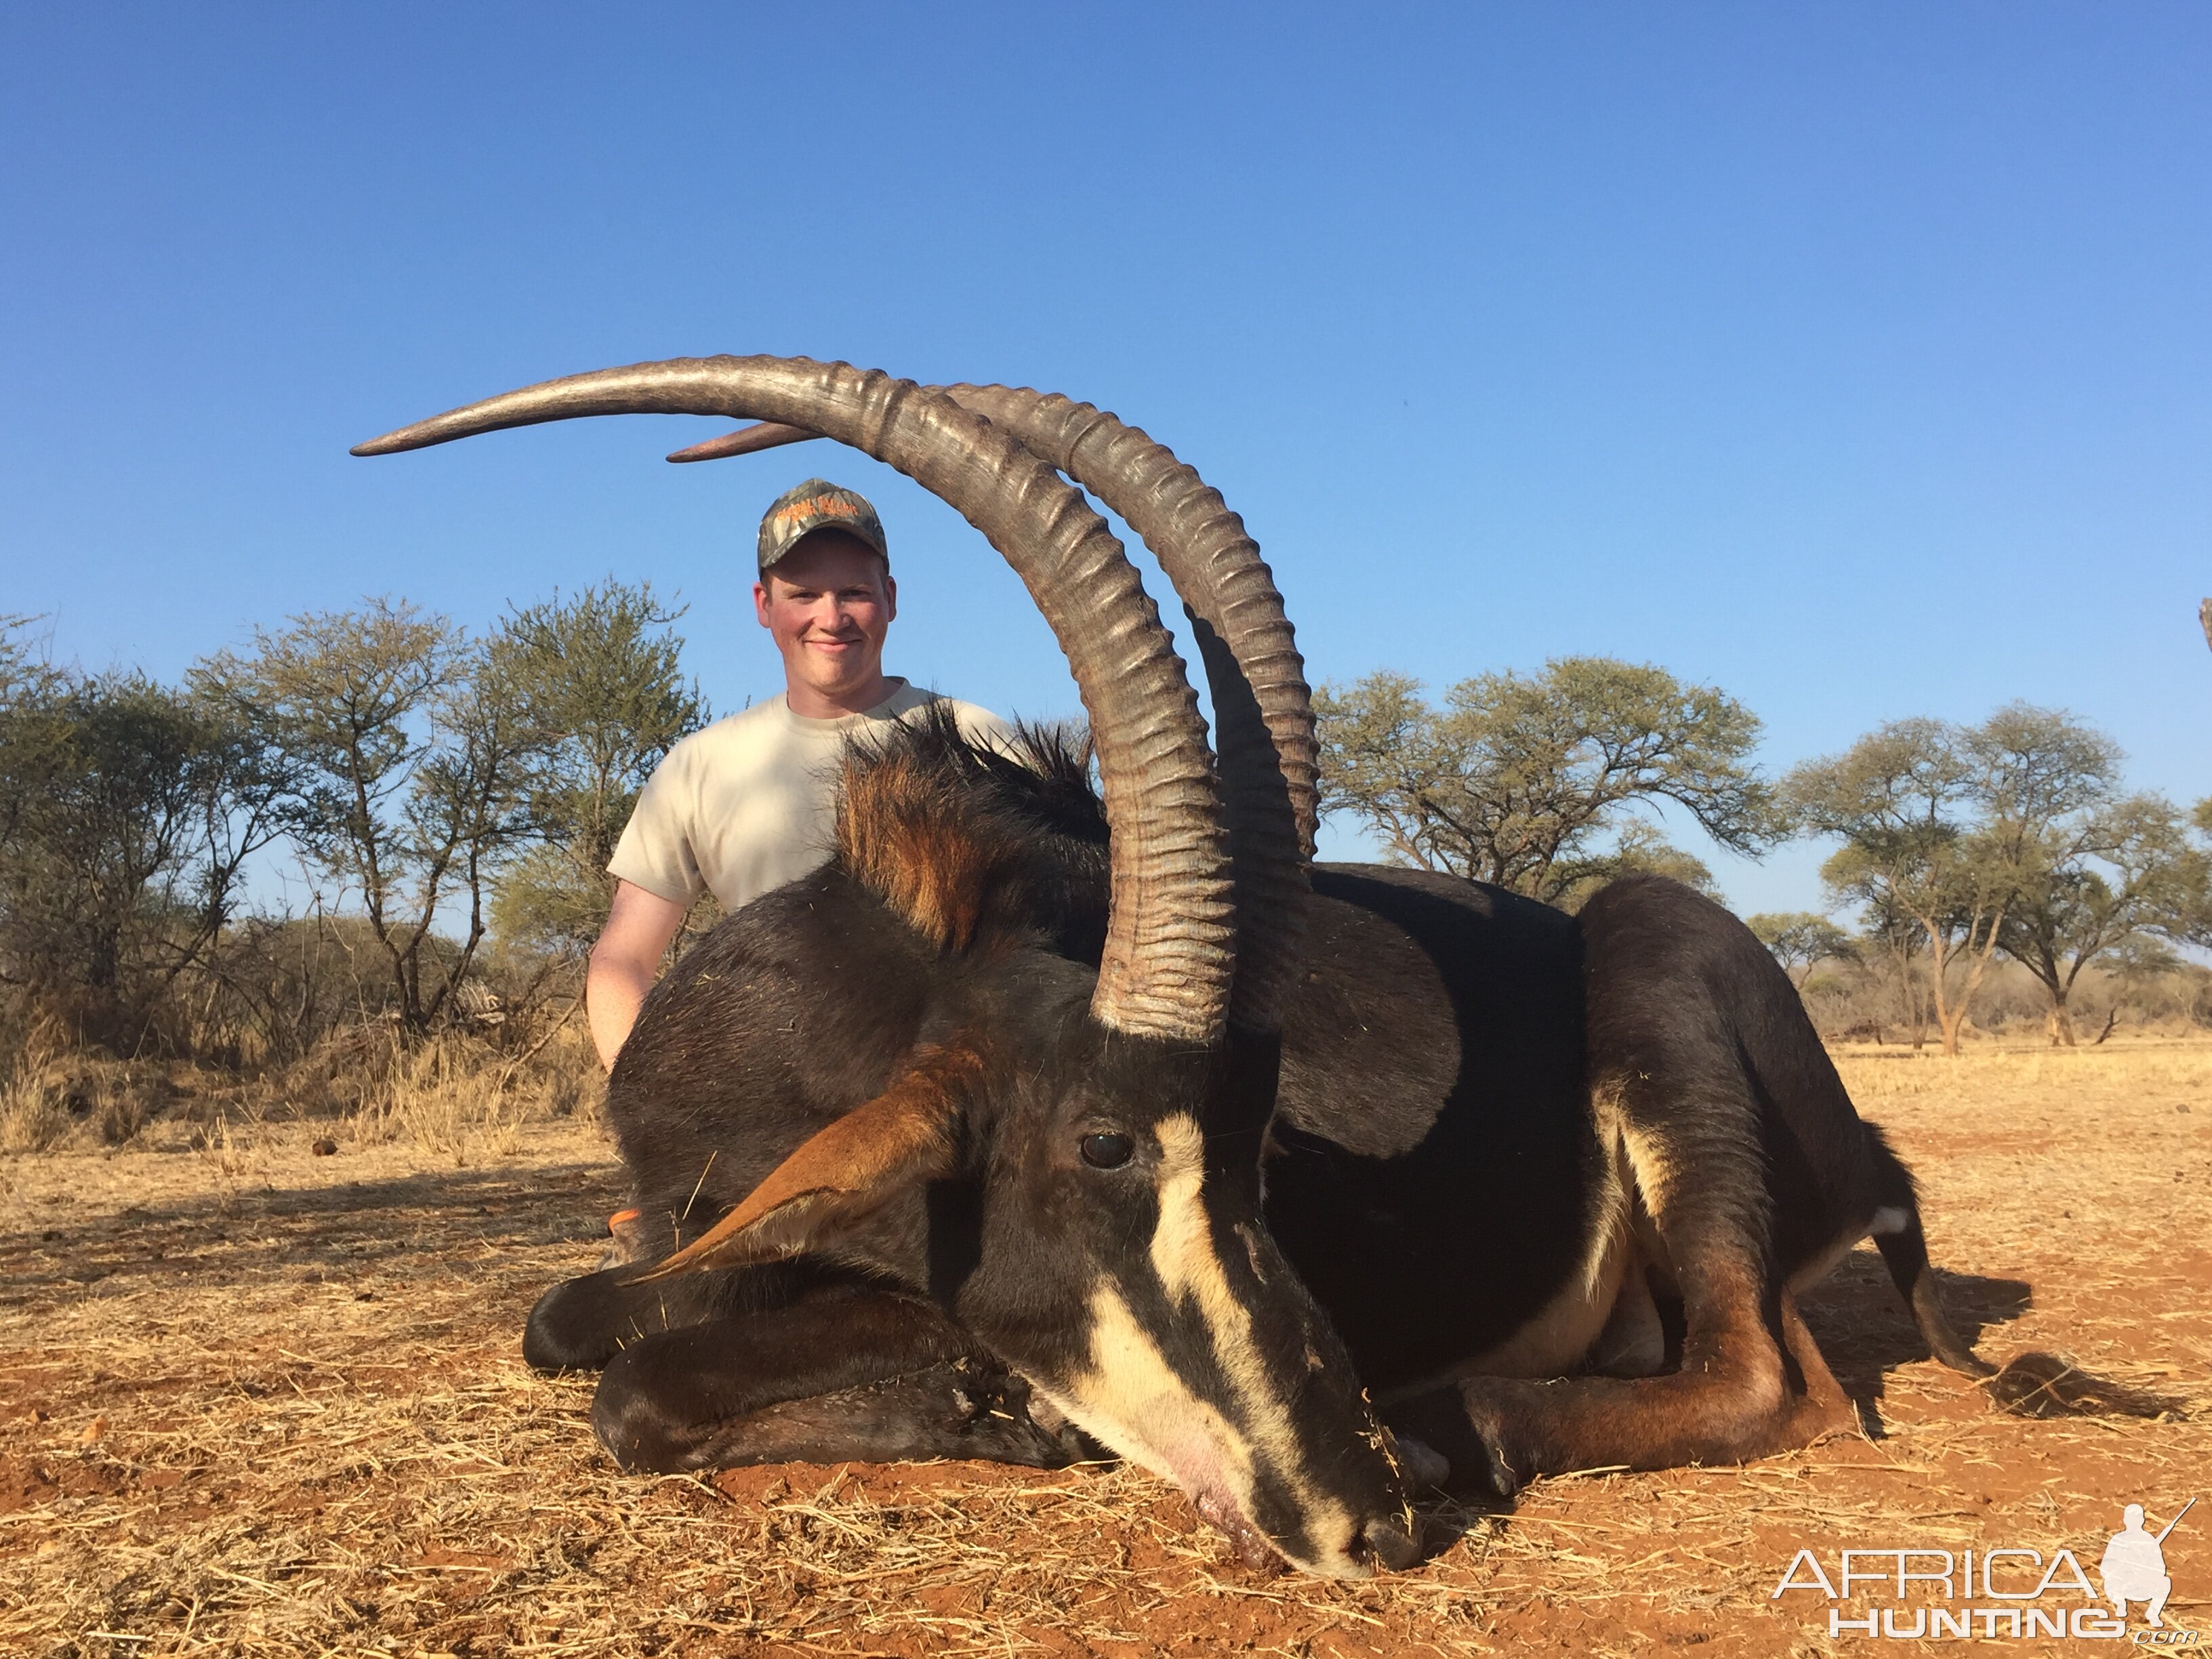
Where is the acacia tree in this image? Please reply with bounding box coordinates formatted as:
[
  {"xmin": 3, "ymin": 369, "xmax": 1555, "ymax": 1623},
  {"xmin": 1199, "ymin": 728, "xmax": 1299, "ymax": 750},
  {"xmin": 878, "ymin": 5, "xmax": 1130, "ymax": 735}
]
[
  {"xmin": 487, "ymin": 579, "xmax": 705, "ymax": 960},
  {"xmin": 0, "ymin": 673, "xmax": 216, "ymax": 1031},
  {"xmin": 1786, "ymin": 704, "xmax": 2133, "ymax": 1055},
  {"xmin": 198, "ymin": 598, "xmax": 535, "ymax": 1031},
  {"xmin": 1998, "ymin": 793, "xmax": 2206, "ymax": 1044},
  {"xmin": 409, "ymin": 640, "xmax": 543, "ymax": 1000},
  {"xmin": 0, "ymin": 632, "xmax": 291, "ymax": 1051},
  {"xmin": 1866, "ymin": 905, "xmax": 1934, "ymax": 1048},
  {"xmin": 1745, "ymin": 912, "xmax": 1854, "ymax": 987},
  {"xmin": 51, "ymin": 679, "xmax": 290, "ymax": 1000},
  {"xmin": 0, "ymin": 619, "xmax": 70, "ymax": 888},
  {"xmin": 1314, "ymin": 657, "xmax": 1776, "ymax": 907},
  {"xmin": 1788, "ymin": 718, "xmax": 2007, "ymax": 1057},
  {"xmin": 1955, "ymin": 705, "xmax": 2200, "ymax": 1045}
]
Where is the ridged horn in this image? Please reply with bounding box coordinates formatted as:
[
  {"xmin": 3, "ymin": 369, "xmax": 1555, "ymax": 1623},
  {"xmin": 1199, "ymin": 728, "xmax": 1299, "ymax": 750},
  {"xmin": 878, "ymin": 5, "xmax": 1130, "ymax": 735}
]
[
  {"xmin": 941, "ymin": 388, "xmax": 1313, "ymax": 1036},
  {"xmin": 354, "ymin": 356, "xmax": 1233, "ymax": 1042},
  {"xmin": 663, "ymin": 392, "xmax": 1315, "ymax": 1035}
]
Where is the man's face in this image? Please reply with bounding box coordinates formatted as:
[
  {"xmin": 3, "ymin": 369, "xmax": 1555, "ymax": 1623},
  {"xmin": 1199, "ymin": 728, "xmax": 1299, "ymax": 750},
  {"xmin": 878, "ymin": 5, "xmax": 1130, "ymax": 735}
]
[{"xmin": 754, "ymin": 532, "xmax": 897, "ymax": 708}]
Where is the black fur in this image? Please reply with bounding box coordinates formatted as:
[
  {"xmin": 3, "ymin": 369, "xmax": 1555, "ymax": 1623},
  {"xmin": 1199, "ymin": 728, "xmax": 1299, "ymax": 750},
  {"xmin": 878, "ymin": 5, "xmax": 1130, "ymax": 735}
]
[{"xmin": 532, "ymin": 716, "xmax": 2068, "ymax": 1528}]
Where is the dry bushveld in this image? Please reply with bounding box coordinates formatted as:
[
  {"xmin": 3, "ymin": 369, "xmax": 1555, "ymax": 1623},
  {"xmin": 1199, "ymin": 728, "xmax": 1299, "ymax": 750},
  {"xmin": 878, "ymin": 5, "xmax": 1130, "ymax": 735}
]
[{"xmin": 1, "ymin": 1039, "xmax": 2205, "ymax": 1658}]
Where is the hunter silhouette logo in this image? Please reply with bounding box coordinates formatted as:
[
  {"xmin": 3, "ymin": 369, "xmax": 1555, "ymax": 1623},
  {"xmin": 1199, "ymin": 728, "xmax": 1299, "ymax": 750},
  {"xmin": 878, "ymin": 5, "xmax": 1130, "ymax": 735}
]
[
  {"xmin": 1771, "ymin": 1496, "xmax": 2197, "ymax": 1641},
  {"xmin": 2102, "ymin": 1499, "xmax": 2191, "ymax": 1631}
]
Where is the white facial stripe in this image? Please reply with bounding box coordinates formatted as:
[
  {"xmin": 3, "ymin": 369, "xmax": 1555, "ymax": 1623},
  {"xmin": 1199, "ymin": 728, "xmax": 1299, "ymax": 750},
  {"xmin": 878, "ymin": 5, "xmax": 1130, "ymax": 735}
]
[
  {"xmin": 1146, "ymin": 1113, "xmax": 1360, "ymax": 1566},
  {"xmin": 1044, "ymin": 1122, "xmax": 1264, "ymax": 1519},
  {"xmin": 1045, "ymin": 1282, "xmax": 1256, "ymax": 1501},
  {"xmin": 1042, "ymin": 1113, "xmax": 1385, "ymax": 1574},
  {"xmin": 1149, "ymin": 1113, "xmax": 1228, "ymax": 1308}
]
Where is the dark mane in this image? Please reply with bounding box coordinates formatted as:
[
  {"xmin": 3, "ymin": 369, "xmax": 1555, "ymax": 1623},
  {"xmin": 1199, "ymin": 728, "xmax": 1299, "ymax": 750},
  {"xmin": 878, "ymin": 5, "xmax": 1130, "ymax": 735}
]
[{"xmin": 834, "ymin": 704, "xmax": 1109, "ymax": 963}]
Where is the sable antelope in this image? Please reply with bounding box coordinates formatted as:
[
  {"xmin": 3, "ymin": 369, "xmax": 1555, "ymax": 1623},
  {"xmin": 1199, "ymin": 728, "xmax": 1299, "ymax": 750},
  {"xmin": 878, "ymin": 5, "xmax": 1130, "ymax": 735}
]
[{"xmin": 354, "ymin": 357, "xmax": 2087, "ymax": 1578}]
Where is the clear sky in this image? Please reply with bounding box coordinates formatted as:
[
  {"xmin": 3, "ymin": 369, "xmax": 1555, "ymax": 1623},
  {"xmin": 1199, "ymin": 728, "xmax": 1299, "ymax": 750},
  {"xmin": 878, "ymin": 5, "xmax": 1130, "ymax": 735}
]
[{"xmin": 4, "ymin": 4, "xmax": 2207, "ymax": 915}]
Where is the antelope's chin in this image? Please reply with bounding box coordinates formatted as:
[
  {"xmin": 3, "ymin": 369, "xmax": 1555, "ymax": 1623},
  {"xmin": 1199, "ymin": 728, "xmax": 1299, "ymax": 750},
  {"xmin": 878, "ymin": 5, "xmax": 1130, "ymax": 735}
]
[{"xmin": 1192, "ymin": 1488, "xmax": 1289, "ymax": 1574}]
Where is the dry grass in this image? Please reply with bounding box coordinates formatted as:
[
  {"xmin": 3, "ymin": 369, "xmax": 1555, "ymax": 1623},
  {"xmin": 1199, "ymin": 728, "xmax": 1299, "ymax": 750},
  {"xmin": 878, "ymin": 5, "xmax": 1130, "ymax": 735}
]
[
  {"xmin": 0, "ymin": 1027, "xmax": 600, "ymax": 1170},
  {"xmin": 347, "ymin": 1044, "xmax": 534, "ymax": 1167},
  {"xmin": 0, "ymin": 1071, "xmax": 71, "ymax": 1157},
  {"xmin": 0, "ymin": 1019, "xmax": 82, "ymax": 1156},
  {"xmin": 1, "ymin": 1040, "xmax": 2205, "ymax": 1657}
]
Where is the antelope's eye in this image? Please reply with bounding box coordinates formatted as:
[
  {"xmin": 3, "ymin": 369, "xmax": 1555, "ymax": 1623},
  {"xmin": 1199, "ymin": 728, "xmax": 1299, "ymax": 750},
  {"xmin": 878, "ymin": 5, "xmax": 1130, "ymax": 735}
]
[{"xmin": 1080, "ymin": 1132, "xmax": 1136, "ymax": 1170}]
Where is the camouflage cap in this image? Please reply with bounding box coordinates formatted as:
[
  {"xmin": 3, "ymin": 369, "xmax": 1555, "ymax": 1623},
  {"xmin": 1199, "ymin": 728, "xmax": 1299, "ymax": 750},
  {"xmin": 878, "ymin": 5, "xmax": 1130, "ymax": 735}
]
[{"xmin": 756, "ymin": 478, "xmax": 889, "ymax": 575}]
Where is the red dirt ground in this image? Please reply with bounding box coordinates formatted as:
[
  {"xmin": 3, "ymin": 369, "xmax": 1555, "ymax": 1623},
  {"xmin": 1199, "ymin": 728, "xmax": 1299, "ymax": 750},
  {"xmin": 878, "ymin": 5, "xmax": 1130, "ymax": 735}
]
[{"xmin": 0, "ymin": 1041, "xmax": 2205, "ymax": 1656}]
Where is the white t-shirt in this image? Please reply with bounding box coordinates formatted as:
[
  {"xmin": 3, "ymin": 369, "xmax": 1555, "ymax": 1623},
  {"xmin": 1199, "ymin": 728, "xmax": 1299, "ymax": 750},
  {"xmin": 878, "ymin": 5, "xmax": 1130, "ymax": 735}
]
[{"xmin": 607, "ymin": 680, "xmax": 1015, "ymax": 912}]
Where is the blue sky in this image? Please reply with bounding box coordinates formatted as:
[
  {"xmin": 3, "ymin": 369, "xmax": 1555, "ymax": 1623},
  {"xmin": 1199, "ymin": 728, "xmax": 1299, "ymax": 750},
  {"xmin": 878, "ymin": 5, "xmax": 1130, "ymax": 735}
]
[{"xmin": 4, "ymin": 5, "xmax": 2207, "ymax": 915}]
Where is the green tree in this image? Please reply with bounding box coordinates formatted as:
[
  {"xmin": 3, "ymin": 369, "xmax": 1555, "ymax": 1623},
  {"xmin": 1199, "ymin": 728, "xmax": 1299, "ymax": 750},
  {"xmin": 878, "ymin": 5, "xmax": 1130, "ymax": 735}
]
[
  {"xmin": 486, "ymin": 579, "xmax": 705, "ymax": 958},
  {"xmin": 1786, "ymin": 704, "xmax": 2133, "ymax": 1055},
  {"xmin": 408, "ymin": 638, "xmax": 543, "ymax": 989},
  {"xmin": 198, "ymin": 597, "xmax": 533, "ymax": 1030},
  {"xmin": 0, "ymin": 618, "xmax": 70, "ymax": 874},
  {"xmin": 1745, "ymin": 912, "xmax": 1855, "ymax": 987},
  {"xmin": 1315, "ymin": 657, "xmax": 1774, "ymax": 907},
  {"xmin": 0, "ymin": 647, "xmax": 290, "ymax": 1050},
  {"xmin": 0, "ymin": 674, "xmax": 210, "ymax": 1023},
  {"xmin": 1788, "ymin": 718, "xmax": 2006, "ymax": 1057},
  {"xmin": 1998, "ymin": 793, "xmax": 2207, "ymax": 1044},
  {"xmin": 2189, "ymin": 798, "xmax": 2212, "ymax": 943}
]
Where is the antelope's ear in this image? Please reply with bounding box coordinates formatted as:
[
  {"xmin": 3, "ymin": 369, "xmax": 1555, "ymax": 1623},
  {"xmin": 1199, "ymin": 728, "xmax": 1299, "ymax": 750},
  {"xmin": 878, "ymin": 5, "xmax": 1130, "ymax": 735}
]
[{"xmin": 638, "ymin": 1040, "xmax": 983, "ymax": 1279}]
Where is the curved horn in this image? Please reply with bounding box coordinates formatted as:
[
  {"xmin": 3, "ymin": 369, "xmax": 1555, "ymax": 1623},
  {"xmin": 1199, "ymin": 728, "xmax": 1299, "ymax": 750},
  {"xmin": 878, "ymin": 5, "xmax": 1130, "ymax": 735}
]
[
  {"xmin": 941, "ymin": 387, "xmax": 1314, "ymax": 1036},
  {"xmin": 662, "ymin": 394, "xmax": 1314, "ymax": 1035},
  {"xmin": 354, "ymin": 357, "xmax": 1232, "ymax": 1042},
  {"xmin": 667, "ymin": 421, "xmax": 817, "ymax": 461}
]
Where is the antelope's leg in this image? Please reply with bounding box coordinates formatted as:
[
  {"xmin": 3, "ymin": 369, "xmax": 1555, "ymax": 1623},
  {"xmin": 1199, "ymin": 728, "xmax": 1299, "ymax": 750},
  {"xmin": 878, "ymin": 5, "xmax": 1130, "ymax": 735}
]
[
  {"xmin": 523, "ymin": 1263, "xmax": 736, "ymax": 1372},
  {"xmin": 590, "ymin": 1289, "xmax": 1086, "ymax": 1473},
  {"xmin": 1385, "ymin": 870, "xmax": 1875, "ymax": 1498},
  {"xmin": 1388, "ymin": 1231, "xmax": 1857, "ymax": 1497},
  {"xmin": 1777, "ymin": 1290, "xmax": 1859, "ymax": 1441},
  {"xmin": 523, "ymin": 1256, "xmax": 809, "ymax": 1372}
]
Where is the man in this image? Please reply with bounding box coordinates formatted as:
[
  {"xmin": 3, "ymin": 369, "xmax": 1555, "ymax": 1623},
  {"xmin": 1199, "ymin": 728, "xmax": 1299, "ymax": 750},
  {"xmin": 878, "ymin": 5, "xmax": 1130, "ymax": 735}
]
[{"xmin": 588, "ymin": 478, "xmax": 1012, "ymax": 1071}]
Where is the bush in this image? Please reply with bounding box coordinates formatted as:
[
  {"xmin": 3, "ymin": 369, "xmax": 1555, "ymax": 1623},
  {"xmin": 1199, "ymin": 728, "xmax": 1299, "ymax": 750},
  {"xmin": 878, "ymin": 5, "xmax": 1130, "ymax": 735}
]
[{"xmin": 1796, "ymin": 954, "xmax": 2212, "ymax": 1045}]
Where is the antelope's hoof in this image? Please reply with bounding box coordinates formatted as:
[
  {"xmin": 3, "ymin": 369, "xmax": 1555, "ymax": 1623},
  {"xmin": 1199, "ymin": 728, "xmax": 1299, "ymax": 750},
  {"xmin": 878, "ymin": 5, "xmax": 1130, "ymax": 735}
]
[{"xmin": 1382, "ymin": 1385, "xmax": 1523, "ymax": 1501}]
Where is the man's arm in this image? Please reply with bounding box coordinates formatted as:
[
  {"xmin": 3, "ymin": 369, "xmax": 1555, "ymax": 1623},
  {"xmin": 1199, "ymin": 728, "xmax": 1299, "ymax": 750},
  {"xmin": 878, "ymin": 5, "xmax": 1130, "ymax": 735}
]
[{"xmin": 587, "ymin": 879, "xmax": 690, "ymax": 1072}]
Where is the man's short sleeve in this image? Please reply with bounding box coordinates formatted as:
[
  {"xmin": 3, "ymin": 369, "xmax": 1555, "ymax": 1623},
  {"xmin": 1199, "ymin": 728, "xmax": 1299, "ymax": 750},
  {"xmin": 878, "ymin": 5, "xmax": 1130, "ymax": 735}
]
[
  {"xmin": 607, "ymin": 747, "xmax": 705, "ymax": 905},
  {"xmin": 946, "ymin": 698, "xmax": 1020, "ymax": 758}
]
